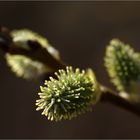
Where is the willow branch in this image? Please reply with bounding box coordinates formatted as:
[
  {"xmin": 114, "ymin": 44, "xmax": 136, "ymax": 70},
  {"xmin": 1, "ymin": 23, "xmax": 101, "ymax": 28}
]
[{"xmin": 1, "ymin": 27, "xmax": 140, "ymax": 117}]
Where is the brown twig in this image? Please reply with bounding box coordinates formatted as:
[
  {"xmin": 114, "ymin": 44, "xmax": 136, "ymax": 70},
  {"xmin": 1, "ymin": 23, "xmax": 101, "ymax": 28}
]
[
  {"xmin": 9, "ymin": 43, "xmax": 66, "ymax": 71},
  {"xmin": 100, "ymin": 85, "xmax": 140, "ymax": 117}
]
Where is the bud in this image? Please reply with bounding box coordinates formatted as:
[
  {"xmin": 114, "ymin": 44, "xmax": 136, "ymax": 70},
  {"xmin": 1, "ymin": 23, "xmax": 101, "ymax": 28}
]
[
  {"xmin": 36, "ymin": 66, "xmax": 100, "ymax": 121},
  {"xmin": 105, "ymin": 39, "xmax": 140, "ymax": 100}
]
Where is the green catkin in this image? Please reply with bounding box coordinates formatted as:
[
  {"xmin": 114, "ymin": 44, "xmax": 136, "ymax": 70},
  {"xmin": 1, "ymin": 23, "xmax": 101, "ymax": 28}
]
[
  {"xmin": 36, "ymin": 66, "xmax": 100, "ymax": 121},
  {"xmin": 105, "ymin": 39, "xmax": 140, "ymax": 94}
]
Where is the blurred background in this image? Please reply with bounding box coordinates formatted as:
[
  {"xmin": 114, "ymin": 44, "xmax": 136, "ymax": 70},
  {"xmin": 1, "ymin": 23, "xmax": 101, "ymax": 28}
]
[{"xmin": 0, "ymin": 1, "xmax": 140, "ymax": 138}]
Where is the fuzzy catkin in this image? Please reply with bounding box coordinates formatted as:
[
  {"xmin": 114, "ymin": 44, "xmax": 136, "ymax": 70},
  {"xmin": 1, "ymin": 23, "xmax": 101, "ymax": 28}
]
[
  {"xmin": 105, "ymin": 39, "xmax": 140, "ymax": 93},
  {"xmin": 36, "ymin": 66, "xmax": 100, "ymax": 121}
]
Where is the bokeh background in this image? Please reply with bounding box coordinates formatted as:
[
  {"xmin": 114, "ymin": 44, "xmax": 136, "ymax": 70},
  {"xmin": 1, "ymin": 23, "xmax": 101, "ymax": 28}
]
[{"xmin": 0, "ymin": 1, "xmax": 140, "ymax": 138}]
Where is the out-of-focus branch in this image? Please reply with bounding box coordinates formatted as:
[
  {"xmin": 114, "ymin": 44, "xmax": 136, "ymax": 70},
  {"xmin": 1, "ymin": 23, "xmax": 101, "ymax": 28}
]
[
  {"xmin": 0, "ymin": 26, "xmax": 66, "ymax": 72},
  {"xmin": 100, "ymin": 85, "xmax": 140, "ymax": 117},
  {"xmin": 9, "ymin": 43, "xmax": 66, "ymax": 71}
]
